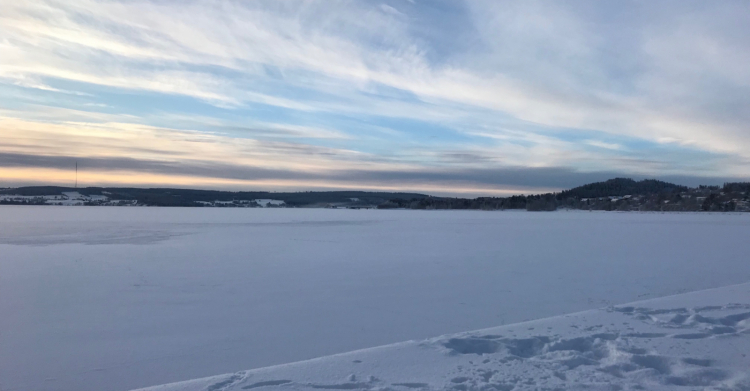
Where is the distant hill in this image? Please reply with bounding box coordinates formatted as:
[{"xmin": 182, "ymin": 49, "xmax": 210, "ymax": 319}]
[
  {"xmin": 2, "ymin": 179, "xmax": 748, "ymax": 212},
  {"xmin": 378, "ymin": 178, "xmax": 748, "ymax": 212},
  {"xmin": 557, "ymin": 178, "xmax": 687, "ymax": 199},
  {"xmin": 0, "ymin": 186, "xmax": 428, "ymax": 207}
]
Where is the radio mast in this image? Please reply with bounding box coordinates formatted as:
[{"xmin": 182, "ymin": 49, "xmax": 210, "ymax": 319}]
[{"xmin": 75, "ymin": 161, "xmax": 78, "ymax": 189}]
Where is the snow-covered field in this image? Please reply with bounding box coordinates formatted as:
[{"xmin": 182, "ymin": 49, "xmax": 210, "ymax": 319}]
[
  {"xmin": 1, "ymin": 207, "xmax": 749, "ymax": 391},
  {"xmin": 0, "ymin": 191, "xmax": 109, "ymax": 206}
]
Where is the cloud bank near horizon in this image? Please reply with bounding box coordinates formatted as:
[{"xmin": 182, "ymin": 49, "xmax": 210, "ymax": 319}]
[{"xmin": 1, "ymin": 1, "xmax": 748, "ymax": 196}]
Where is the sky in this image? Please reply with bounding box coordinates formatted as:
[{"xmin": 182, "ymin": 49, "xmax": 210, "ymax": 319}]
[{"xmin": 1, "ymin": 0, "xmax": 749, "ymax": 196}]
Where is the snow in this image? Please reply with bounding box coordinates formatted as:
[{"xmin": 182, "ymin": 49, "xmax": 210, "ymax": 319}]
[
  {"xmin": 1, "ymin": 192, "xmax": 110, "ymax": 205},
  {"xmin": 197, "ymin": 199, "xmax": 282, "ymax": 207},
  {"xmin": 1, "ymin": 208, "xmax": 750, "ymax": 391},
  {"xmin": 0, "ymin": 194, "xmax": 58, "ymax": 200},
  {"xmin": 254, "ymin": 199, "xmax": 286, "ymax": 207},
  {"xmin": 62, "ymin": 191, "xmax": 84, "ymax": 199},
  {"xmin": 60, "ymin": 192, "xmax": 107, "ymax": 202},
  {"xmin": 0, "ymin": 194, "xmax": 62, "ymax": 202},
  {"xmin": 133, "ymin": 282, "xmax": 750, "ymax": 391}
]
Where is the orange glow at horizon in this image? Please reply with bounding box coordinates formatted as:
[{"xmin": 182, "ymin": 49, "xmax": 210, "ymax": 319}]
[{"xmin": 0, "ymin": 167, "xmax": 557, "ymax": 197}]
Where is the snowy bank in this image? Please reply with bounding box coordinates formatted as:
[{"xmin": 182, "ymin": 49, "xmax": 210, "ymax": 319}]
[{"xmin": 135, "ymin": 282, "xmax": 750, "ymax": 391}]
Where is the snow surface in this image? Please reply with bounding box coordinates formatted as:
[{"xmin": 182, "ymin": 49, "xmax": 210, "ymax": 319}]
[
  {"xmin": 134, "ymin": 282, "xmax": 750, "ymax": 391},
  {"xmin": 253, "ymin": 199, "xmax": 286, "ymax": 207},
  {"xmin": 1, "ymin": 207, "xmax": 750, "ymax": 391},
  {"xmin": 1, "ymin": 192, "xmax": 109, "ymax": 205}
]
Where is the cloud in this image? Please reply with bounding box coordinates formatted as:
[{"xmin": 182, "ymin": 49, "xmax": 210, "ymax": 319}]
[
  {"xmin": 0, "ymin": 151, "xmax": 741, "ymax": 197},
  {"xmin": 1, "ymin": 114, "xmax": 745, "ymax": 196},
  {"xmin": 0, "ymin": 0, "xmax": 748, "ymax": 192},
  {"xmin": 380, "ymin": 4, "xmax": 405, "ymax": 17},
  {"xmin": 586, "ymin": 140, "xmax": 622, "ymax": 151},
  {"xmin": 0, "ymin": 74, "xmax": 91, "ymax": 96}
]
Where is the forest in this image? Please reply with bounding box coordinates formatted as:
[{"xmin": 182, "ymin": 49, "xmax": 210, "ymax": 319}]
[{"xmin": 378, "ymin": 178, "xmax": 750, "ymax": 212}]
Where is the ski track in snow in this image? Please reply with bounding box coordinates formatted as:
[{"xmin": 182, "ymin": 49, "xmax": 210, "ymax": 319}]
[{"xmin": 136, "ymin": 283, "xmax": 750, "ymax": 391}]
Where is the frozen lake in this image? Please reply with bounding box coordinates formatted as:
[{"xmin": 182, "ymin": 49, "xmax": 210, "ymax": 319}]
[{"xmin": 2, "ymin": 207, "xmax": 750, "ymax": 391}]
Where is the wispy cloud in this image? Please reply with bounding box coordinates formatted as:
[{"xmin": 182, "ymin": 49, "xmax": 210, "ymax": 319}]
[{"xmin": 0, "ymin": 0, "xmax": 748, "ymax": 193}]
